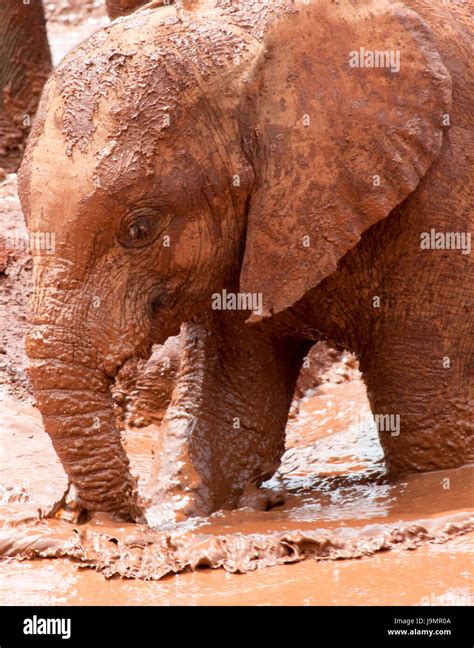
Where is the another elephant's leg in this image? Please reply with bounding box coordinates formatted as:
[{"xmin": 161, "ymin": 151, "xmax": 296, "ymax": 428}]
[
  {"xmin": 105, "ymin": 0, "xmax": 154, "ymax": 20},
  {"xmin": 148, "ymin": 310, "xmax": 309, "ymax": 518},
  {"xmin": 0, "ymin": 0, "xmax": 51, "ymax": 172}
]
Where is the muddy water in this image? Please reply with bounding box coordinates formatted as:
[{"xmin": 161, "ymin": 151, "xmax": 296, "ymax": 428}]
[
  {"xmin": 0, "ymin": 394, "xmax": 68, "ymax": 526},
  {"xmin": 1, "ymin": 532, "xmax": 473, "ymax": 606},
  {"xmin": 0, "ymin": 0, "xmax": 471, "ymax": 609},
  {"xmin": 0, "ymin": 379, "xmax": 472, "ymax": 604}
]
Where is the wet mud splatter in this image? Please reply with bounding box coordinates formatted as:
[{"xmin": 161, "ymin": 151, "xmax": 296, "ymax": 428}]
[{"xmin": 1, "ymin": 531, "xmax": 472, "ymax": 606}]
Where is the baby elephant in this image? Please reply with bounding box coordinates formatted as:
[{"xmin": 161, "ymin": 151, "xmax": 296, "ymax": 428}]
[{"xmin": 19, "ymin": 0, "xmax": 473, "ymax": 521}]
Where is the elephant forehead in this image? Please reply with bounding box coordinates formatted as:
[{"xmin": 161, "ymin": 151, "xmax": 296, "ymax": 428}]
[
  {"xmin": 22, "ymin": 78, "xmax": 106, "ymax": 232},
  {"xmin": 48, "ymin": 9, "xmax": 248, "ymax": 160},
  {"xmin": 55, "ymin": 54, "xmax": 174, "ymax": 160},
  {"xmin": 22, "ymin": 10, "xmax": 252, "ymax": 203}
]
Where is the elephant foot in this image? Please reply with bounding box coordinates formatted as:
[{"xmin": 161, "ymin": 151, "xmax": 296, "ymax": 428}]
[
  {"xmin": 144, "ymin": 486, "xmax": 286, "ymax": 529},
  {"xmin": 51, "ymin": 485, "xmax": 147, "ymax": 525},
  {"xmin": 54, "ymin": 504, "xmax": 146, "ymax": 526},
  {"xmin": 50, "ymin": 485, "xmax": 89, "ymax": 524},
  {"xmin": 237, "ymin": 484, "xmax": 286, "ymax": 511}
]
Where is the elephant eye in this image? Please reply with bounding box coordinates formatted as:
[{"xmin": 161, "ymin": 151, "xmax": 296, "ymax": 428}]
[{"xmin": 118, "ymin": 212, "xmax": 161, "ymax": 249}]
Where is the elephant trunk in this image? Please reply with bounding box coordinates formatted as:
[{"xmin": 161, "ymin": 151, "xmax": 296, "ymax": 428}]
[{"xmin": 26, "ymin": 324, "xmax": 142, "ymax": 520}]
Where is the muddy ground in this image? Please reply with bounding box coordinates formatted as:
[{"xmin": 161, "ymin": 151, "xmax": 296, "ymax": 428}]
[{"xmin": 0, "ymin": 4, "xmax": 472, "ymax": 606}]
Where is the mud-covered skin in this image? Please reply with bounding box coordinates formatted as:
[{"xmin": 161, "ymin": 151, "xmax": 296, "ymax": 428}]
[
  {"xmin": 114, "ymin": 337, "xmax": 342, "ymax": 429},
  {"xmin": 20, "ymin": 1, "xmax": 254, "ymax": 518},
  {"xmin": 297, "ymin": 126, "xmax": 474, "ymax": 475},
  {"xmin": 149, "ymin": 310, "xmax": 310, "ymax": 516},
  {"xmin": 0, "ymin": 0, "xmax": 52, "ymax": 172},
  {"xmin": 18, "ymin": 0, "xmax": 473, "ymax": 520}
]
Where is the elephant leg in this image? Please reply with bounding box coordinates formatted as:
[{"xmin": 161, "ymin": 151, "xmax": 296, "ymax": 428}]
[
  {"xmin": 295, "ymin": 126, "xmax": 472, "ymax": 479},
  {"xmin": 148, "ymin": 309, "xmax": 309, "ymax": 519},
  {"xmin": 0, "ymin": 0, "xmax": 51, "ymax": 172},
  {"xmin": 114, "ymin": 335, "xmax": 181, "ymax": 428},
  {"xmin": 105, "ymin": 0, "xmax": 155, "ymax": 20},
  {"xmin": 361, "ymin": 312, "xmax": 472, "ymax": 477},
  {"xmin": 358, "ymin": 132, "xmax": 473, "ymax": 477}
]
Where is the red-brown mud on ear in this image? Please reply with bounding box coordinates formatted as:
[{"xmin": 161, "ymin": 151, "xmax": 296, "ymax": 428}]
[{"xmin": 239, "ymin": 0, "xmax": 452, "ymax": 319}]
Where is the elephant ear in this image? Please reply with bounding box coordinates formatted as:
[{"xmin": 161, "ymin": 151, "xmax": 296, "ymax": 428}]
[{"xmin": 239, "ymin": 0, "xmax": 451, "ymax": 319}]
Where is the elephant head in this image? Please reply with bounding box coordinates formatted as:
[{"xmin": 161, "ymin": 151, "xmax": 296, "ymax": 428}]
[{"xmin": 18, "ymin": 0, "xmax": 450, "ymax": 519}]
